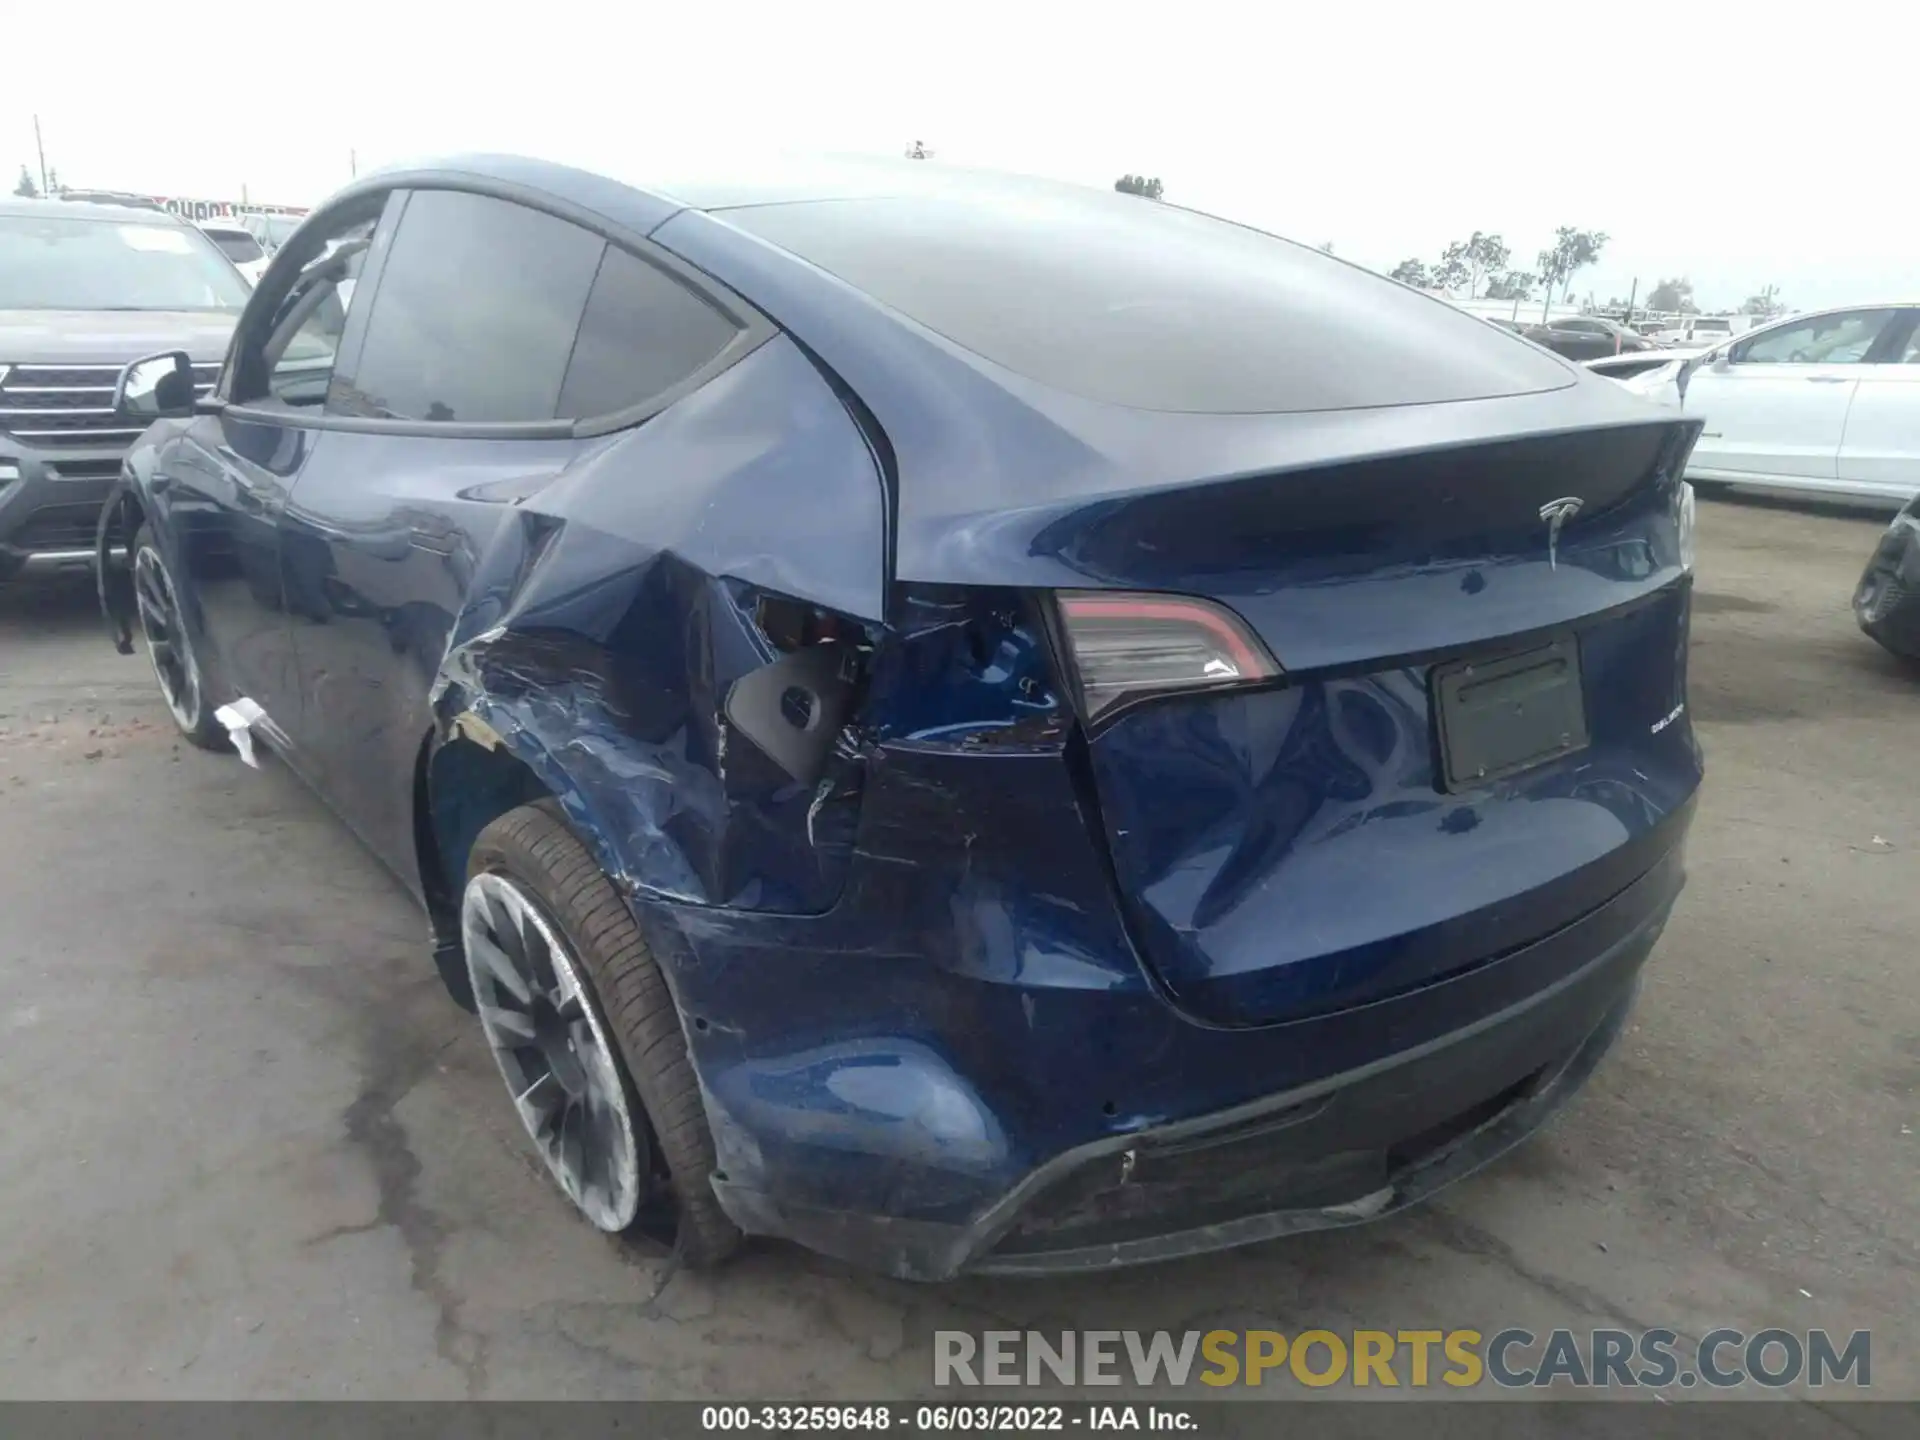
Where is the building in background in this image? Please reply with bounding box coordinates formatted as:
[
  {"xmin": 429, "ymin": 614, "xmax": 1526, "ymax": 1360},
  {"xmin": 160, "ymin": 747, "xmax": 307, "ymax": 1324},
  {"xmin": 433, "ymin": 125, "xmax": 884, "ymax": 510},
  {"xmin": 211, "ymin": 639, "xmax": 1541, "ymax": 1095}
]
[{"xmin": 52, "ymin": 188, "xmax": 308, "ymax": 225}]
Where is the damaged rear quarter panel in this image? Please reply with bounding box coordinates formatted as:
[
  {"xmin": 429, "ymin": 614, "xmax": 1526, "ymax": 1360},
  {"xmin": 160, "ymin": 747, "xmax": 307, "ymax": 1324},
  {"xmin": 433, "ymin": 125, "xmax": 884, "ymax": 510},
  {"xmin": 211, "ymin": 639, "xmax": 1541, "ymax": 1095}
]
[{"xmin": 414, "ymin": 335, "xmax": 888, "ymax": 914}]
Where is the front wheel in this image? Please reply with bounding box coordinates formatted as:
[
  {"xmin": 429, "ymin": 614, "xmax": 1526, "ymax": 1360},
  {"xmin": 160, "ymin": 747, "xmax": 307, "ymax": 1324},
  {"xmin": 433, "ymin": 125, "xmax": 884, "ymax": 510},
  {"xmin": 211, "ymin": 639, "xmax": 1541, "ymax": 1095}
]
[
  {"xmin": 463, "ymin": 802, "xmax": 743, "ymax": 1266},
  {"xmin": 130, "ymin": 524, "xmax": 226, "ymax": 750}
]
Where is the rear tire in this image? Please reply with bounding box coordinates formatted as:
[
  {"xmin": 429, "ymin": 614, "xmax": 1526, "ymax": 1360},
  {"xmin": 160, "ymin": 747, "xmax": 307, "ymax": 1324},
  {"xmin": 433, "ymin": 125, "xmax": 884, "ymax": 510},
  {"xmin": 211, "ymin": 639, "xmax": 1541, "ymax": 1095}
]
[
  {"xmin": 130, "ymin": 524, "xmax": 226, "ymax": 751},
  {"xmin": 464, "ymin": 801, "xmax": 743, "ymax": 1268}
]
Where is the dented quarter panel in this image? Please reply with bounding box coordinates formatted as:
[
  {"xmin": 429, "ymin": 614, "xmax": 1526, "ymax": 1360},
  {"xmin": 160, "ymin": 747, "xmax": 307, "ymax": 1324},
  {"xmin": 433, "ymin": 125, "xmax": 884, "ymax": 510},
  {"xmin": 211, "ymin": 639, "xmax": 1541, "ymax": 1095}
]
[{"xmin": 275, "ymin": 334, "xmax": 886, "ymax": 909}]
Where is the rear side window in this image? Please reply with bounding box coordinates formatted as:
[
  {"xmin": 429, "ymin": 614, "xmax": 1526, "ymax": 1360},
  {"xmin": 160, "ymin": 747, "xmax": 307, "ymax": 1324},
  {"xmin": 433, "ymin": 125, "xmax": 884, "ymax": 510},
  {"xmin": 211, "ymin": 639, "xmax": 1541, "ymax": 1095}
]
[
  {"xmin": 556, "ymin": 247, "xmax": 739, "ymax": 418},
  {"xmin": 341, "ymin": 190, "xmax": 603, "ymax": 423},
  {"xmin": 725, "ymin": 193, "xmax": 1572, "ymax": 413}
]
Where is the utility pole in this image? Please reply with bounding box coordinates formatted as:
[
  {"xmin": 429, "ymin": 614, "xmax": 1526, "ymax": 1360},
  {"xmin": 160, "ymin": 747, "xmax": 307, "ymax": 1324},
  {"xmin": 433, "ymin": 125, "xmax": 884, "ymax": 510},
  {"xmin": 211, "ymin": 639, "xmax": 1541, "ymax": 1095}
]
[{"xmin": 33, "ymin": 114, "xmax": 49, "ymax": 195}]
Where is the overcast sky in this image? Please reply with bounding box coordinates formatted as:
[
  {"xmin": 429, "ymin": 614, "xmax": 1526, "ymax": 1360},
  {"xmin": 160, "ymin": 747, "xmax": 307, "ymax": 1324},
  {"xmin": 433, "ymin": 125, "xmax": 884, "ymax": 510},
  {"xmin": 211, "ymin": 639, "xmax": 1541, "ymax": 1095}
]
[{"xmin": 7, "ymin": 3, "xmax": 1912, "ymax": 312}]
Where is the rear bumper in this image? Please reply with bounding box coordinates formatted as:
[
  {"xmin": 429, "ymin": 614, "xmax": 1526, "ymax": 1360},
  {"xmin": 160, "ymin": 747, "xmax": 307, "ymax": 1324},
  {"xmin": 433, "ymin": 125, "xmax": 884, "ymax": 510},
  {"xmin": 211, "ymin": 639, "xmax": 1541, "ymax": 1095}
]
[
  {"xmin": 669, "ymin": 818, "xmax": 1687, "ymax": 1280},
  {"xmin": 1855, "ymin": 509, "xmax": 1920, "ymax": 661},
  {"xmin": 972, "ymin": 924, "xmax": 1642, "ymax": 1274}
]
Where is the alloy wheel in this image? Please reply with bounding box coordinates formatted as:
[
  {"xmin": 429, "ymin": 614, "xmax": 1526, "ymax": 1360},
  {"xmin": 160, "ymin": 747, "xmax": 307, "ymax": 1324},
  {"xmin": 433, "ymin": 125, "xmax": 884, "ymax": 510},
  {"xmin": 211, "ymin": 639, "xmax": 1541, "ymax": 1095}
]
[
  {"xmin": 461, "ymin": 872, "xmax": 646, "ymax": 1232},
  {"xmin": 132, "ymin": 544, "xmax": 204, "ymax": 734}
]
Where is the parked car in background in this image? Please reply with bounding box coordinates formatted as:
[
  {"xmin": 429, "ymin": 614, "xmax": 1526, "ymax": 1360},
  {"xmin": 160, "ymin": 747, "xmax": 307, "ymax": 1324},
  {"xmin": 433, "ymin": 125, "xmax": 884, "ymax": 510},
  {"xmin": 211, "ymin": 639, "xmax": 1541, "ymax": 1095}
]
[
  {"xmin": 239, "ymin": 212, "xmax": 305, "ymax": 255},
  {"xmin": 1664, "ymin": 305, "xmax": 1916, "ymax": 504},
  {"xmin": 197, "ymin": 220, "xmax": 270, "ymax": 285},
  {"xmin": 1652, "ymin": 315, "xmax": 1737, "ymax": 347},
  {"xmin": 98, "ymin": 155, "xmax": 1704, "ymax": 1279},
  {"xmin": 0, "ymin": 197, "xmax": 249, "ymax": 580},
  {"xmin": 1524, "ymin": 315, "xmax": 1657, "ymax": 361},
  {"xmin": 1585, "ymin": 347, "xmax": 1710, "ymax": 388},
  {"xmin": 1854, "ymin": 494, "xmax": 1920, "ymax": 661}
]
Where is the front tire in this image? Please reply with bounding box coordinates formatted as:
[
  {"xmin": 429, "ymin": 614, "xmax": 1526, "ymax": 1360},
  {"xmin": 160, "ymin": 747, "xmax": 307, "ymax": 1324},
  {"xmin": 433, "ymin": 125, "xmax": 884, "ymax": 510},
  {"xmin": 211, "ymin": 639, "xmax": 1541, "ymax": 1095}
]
[
  {"xmin": 463, "ymin": 802, "xmax": 743, "ymax": 1267},
  {"xmin": 130, "ymin": 524, "xmax": 225, "ymax": 750}
]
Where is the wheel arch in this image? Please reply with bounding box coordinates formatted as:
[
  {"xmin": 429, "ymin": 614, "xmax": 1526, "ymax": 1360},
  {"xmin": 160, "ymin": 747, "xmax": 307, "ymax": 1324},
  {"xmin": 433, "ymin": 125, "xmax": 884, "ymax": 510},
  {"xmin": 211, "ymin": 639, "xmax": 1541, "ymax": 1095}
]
[
  {"xmin": 418, "ymin": 711, "xmax": 661, "ymax": 1012},
  {"xmin": 416, "ymin": 723, "xmax": 558, "ymax": 1011},
  {"xmin": 95, "ymin": 480, "xmax": 150, "ymax": 655}
]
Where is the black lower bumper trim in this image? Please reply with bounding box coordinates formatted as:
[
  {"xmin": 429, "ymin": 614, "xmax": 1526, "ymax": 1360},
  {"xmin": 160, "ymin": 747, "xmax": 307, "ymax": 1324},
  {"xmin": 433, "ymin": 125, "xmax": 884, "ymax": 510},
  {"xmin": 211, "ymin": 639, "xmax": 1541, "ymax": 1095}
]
[{"xmin": 972, "ymin": 983, "xmax": 1632, "ymax": 1274}]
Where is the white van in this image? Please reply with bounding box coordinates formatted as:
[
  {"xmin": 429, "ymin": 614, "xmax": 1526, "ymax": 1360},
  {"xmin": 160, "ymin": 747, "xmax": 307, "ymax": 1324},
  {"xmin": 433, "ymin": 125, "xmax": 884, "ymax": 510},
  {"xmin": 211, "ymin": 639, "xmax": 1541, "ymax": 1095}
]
[{"xmin": 1652, "ymin": 315, "xmax": 1741, "ymax": 347}]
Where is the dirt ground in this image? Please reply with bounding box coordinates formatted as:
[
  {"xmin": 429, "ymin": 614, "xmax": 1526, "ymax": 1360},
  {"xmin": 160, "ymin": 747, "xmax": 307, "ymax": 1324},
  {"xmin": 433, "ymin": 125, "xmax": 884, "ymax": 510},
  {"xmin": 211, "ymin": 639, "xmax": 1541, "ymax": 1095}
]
[{"xmin": 0, "ymin": 494, "xmax": 1913, "ymax": 1411}]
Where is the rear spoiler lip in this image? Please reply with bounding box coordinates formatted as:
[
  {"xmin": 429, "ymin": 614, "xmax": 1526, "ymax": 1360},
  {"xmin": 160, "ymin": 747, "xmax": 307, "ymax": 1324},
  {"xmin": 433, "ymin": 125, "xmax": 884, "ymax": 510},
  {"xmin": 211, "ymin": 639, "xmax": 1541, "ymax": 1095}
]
[{"xmin": 892, "ymin": 403, "xmax": 1704, "ymax": 593}]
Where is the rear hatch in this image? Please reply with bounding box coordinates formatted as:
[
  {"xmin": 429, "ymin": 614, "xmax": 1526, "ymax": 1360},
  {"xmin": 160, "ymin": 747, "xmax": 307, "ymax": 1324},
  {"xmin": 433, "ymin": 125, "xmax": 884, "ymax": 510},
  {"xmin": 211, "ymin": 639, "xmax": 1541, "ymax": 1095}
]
[
  {"xmin": 1047, "ymin": 423, "xmax": 1703, "ymax": 1026},
  {"xmin": 701, "ymin": 189, "xmax": 1704, "ymax": 1028}
]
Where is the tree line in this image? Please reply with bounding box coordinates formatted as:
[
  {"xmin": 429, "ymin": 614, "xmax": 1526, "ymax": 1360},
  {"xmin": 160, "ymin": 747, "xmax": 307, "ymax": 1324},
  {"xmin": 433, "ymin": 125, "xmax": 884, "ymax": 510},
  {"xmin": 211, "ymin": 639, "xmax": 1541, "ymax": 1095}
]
[
  {"xmin": 1386, "ymin": 229, "xmax": 1789, "ymax": 321},
  {"xmin": 1603, "ymin": 277, "xmax": 1786, "ymax": 319},
  {"xmin": 1387, "ymin": 229, "xmax": 1608, "ymax": 319}
]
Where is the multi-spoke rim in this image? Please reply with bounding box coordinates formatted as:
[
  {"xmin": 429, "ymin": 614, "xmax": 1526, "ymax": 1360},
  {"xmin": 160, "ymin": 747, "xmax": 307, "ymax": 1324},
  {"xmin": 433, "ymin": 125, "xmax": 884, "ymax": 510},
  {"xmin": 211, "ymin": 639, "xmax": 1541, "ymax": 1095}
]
[
  {"xmin": 462, "ymin": 872, "xmax": 645, "ymax": 1232},
  {"xmin": 132, "ymin": 544, "xmax": 202, "ymax": 733}
]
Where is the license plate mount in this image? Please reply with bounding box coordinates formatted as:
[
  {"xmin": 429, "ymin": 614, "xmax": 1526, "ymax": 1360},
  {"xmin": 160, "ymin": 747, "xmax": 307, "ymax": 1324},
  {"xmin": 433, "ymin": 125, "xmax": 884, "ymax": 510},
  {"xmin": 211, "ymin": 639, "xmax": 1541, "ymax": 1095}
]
[{"xmin": 1432, "ymin": 636, "xmax": 1589, "ymax": 792}]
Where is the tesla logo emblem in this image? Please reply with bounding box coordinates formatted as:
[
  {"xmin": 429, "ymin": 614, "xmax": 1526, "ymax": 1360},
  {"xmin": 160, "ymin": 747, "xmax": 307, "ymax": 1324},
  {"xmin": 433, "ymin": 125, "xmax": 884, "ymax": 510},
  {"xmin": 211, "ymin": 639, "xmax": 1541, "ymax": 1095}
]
[{"xmin": 1540, "ymin": 496, "xmax": 1584, "ymax": 570}]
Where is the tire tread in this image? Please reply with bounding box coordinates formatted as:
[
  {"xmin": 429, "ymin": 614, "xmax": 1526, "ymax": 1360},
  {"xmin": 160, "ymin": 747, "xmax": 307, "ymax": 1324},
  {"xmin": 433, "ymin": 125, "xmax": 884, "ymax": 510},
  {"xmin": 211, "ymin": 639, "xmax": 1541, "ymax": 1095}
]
[{"xmin": 467, "ymin": 801, "xmax": 743, "ymax": 1267}]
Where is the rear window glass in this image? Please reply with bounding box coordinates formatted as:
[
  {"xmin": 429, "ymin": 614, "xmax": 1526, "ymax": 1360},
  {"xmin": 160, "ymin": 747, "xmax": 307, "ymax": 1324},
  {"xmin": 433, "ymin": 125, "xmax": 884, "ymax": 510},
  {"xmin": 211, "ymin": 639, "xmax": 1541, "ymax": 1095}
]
[
  {"xmin": 206, "ymin": 229, "xmax": 265, "ymax": 264},
  {"xmin": 725, "ymin": 193, "xmax": 1571, "ymax": 413},
  {"xmin": 556, "ymin": 247, "xmax": 739, "ymax": 418}
]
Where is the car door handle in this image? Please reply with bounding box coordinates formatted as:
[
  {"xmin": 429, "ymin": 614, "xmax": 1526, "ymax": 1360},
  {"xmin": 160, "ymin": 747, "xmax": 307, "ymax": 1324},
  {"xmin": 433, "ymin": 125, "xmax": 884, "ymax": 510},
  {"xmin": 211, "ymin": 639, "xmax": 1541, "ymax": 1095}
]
[{"xmin": 1805, "ymin": 376, "xmax": 1852, "ymax": 384}]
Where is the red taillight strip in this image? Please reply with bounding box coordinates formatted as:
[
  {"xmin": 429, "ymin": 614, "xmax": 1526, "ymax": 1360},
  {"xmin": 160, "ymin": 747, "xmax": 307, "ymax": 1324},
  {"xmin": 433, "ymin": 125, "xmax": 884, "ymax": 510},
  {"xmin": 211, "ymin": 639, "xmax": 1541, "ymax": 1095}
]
[{"xmin": 1056, "ymin": 593, "xmax": 1276, "ymax": 677}]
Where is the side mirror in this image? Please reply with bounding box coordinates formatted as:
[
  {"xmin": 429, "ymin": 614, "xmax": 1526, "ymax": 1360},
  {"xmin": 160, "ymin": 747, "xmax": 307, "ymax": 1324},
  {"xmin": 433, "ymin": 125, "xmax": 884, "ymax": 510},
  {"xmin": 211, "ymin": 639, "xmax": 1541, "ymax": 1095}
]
[{"xmin": 113, "ymin": 351, "xmax": 198, "ymax": 422}]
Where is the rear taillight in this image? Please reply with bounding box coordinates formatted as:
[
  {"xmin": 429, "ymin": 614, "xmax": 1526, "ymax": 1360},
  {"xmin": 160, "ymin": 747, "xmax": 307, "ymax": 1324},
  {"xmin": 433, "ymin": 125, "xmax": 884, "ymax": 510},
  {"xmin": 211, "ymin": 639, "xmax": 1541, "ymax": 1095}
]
[{"xmin": 1052, "ymin": 590, "xmax": 1283, "ymax": 726}]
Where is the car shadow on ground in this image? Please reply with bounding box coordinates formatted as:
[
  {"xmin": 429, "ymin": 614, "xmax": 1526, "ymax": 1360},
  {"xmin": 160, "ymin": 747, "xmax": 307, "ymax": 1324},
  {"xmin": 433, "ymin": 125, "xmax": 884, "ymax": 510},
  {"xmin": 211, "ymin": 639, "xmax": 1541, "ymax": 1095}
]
[{"xmin": 1694, "ymin": 484, "xmax": 1904, "ymax": 523}]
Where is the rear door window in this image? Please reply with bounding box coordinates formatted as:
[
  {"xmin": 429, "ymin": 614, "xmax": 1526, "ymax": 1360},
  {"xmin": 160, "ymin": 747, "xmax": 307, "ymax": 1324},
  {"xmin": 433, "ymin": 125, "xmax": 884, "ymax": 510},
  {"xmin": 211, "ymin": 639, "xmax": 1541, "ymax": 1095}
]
[
  {"xmin": 338, "ymin": 189, "xmax": 603, "ymax": 423},
  {"xmin": 1737, "ymin": 310, "xmax": 1895, "ymax": 365}
]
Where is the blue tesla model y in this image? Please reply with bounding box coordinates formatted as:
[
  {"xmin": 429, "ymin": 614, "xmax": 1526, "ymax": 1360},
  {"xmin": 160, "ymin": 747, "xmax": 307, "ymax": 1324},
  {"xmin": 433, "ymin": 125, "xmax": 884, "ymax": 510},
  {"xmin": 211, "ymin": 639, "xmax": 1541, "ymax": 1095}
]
[{"xmin": 96, "ymin": 155, "xmax": 1703, "ymax": 1278}]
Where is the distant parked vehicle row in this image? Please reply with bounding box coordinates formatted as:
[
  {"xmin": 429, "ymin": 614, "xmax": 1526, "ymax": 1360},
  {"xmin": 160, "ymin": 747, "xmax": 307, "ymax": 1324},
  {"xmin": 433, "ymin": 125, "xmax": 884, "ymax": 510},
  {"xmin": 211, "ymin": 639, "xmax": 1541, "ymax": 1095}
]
[
  {"xmin": 1588, "ymin": 303, "xmax": 1920, "ymax": 505},
  {"xmin": 1651, "ymin": 315, "xmax": 1737, "ymax": 348}
]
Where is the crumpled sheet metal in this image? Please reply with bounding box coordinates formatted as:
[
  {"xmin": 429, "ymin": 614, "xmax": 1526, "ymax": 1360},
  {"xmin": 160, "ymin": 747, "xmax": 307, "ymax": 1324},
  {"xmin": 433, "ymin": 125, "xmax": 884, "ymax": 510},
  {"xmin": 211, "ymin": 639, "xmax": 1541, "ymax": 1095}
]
[
  {"xmin": 432, "ymin": 575, "xmax": 868, "ymax": 915},
  {"xmin": 424, "ymin": 340, "xmax": 888, "ymax": 915}
]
